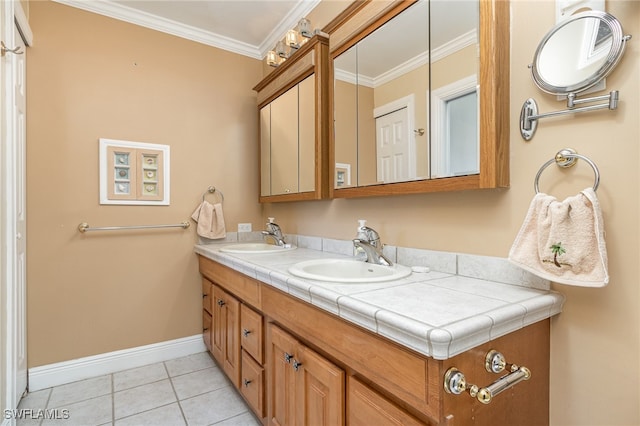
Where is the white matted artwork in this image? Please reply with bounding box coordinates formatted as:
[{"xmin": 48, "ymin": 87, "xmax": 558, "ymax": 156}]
[{"xmin": 99, "ymin": 138, "xmax": 170, "ymax": 205}]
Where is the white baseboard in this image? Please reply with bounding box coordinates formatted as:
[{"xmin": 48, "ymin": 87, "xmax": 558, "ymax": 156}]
[{"xmin": 28, "ymin": 334, "xmax": 206, "ymax": 392}]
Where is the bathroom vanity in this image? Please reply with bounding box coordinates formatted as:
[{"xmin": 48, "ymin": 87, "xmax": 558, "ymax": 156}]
[{"xmin": 195, "ymin": 242, "xmax": 563, "ymax": 425}]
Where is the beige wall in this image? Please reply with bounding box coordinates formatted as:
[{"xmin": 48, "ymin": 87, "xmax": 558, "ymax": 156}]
[
  {"xmin": 26, "ymin": 1, "xmax": 263, "ymax": 366},
  {"xmin": 262, "ymin": 1, "xmax": 640, "ymax": 425},
  {"xmin": 25, "ymin": 0, "xmax": 640, "ymax": 425}
]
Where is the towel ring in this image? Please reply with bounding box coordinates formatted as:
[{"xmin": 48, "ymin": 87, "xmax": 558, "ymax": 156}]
[
  {"xmin": 534, "ymin": 149, "xmax": 600, "ymax": 193},
  {"xmin": 203, "ymin": 186, "xmax": 224, "ymax": 202}
]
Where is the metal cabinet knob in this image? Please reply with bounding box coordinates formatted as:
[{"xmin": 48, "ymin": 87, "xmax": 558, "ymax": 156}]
[
  {"xmin": 217, "ymin": 299, "xmax": 225, "ymax": 307},
  {"xmin": 242, "ymin": 329, "xmax": 251, "ymax": 337},
  {"xmin": 293, "ymin": 360, "xmax": 302, "ymax": 372},
  {"xmin": 243, "ymin": 379, "xmax": 252, "ymax": 387},
  {"xmin": 284, "ymin": 353, "xmax": 293, "ymax": 363}
]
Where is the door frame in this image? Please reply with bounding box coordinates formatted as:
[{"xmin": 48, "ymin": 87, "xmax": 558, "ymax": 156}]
[{"xmin": 1, "ymin": 0, "xmax": 32, "ymax": 419}]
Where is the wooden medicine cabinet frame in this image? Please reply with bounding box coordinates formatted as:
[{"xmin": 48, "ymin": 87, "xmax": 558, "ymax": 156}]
[
  {"xmin": 253, "ymin": 34, "xmax": 331, "ymax": 203},
  {"xmin": 326, "ymin": 0, "xmax": 510, "ymax": 199}
]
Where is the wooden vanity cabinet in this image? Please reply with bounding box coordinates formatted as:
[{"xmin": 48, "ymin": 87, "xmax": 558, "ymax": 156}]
[{"xmin": 198, "ymin": 255, "xmax": 550, "ymax": 426}]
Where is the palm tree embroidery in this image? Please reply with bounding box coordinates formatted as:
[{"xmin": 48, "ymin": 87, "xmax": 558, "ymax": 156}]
[{"xmin": 550, "ymin": 243, "xmax": 566, "ymax": 267}]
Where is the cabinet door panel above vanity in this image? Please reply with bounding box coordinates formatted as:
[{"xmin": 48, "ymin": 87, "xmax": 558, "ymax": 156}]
[{"xmin": 254, "ymin": 35, "xmax": 330, "ymax": 203}]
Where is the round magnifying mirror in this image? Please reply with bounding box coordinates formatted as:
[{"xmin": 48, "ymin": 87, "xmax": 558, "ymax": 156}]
[{"xmin": 530, "ymin": 11, "xmax": 629, "ymax": 95}]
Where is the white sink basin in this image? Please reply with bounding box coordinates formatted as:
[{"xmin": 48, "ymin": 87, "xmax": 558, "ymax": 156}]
[
  {"xmin": 220, "ymin": 243, "xmax": 297, "ymax": 254},
  {"xmin": 288, "ymin": 259, "xmax": 411, "ymax": 283}
]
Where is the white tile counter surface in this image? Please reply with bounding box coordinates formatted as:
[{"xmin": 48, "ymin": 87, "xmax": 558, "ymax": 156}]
[{"xmin": 195, "ymin": 234, "xmax": 565, "ymax": 360}]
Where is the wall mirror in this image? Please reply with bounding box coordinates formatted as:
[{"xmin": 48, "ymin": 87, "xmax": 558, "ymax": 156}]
[
  {"xmin": 328, "ymin": 0, "xmax": 509, "ymax": 198},
  {"xmin": 520, "ymin": 11, "xmax": 631, "ymax": 140}
]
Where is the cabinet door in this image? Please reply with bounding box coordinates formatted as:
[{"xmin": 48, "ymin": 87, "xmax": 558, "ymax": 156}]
[
  {"xmin": 295, "ymin": 346, "xmax": 344, "ymax": 426},
  {"xmin": 267, "ymin": 324, "xmax": 298, "ymax": 426},
  {"xmin": 267, "ymin": 323, "xmax": 345, "ymax": 426},
  {"xmin": 211, "ymin": 285, "xmax": 241, "ymax": 388},
  {"xmin": 211, "ymin": 285, "xmax": 225, "ymax": 365},
  {"xmin": 270, "ymin": 86, "xmax": 299, "ymax": 195},
  {"xmin": 223, "ymin": 293, "xmax": 241, "ymax": 388},
  {"xmin": 298, "ymin": 75, "xmax": 316, "ymax": 193},
  {"xmin": 260, "ymin": 105, "xmax": 271, "ymax": 197},
  {"xmin": 203, "ymin": 311, "xmax": 212, "ymax": 353}
]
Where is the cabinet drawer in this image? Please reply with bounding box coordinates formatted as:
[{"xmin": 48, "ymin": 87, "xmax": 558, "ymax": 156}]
[
  {"xmin": 348, "ymin": 376, "xmax": 429, "ymax": 426},
  {"xmin": 202, "ymin": 279, "xmax": 212, "ymax": 314},
  {"xmin": 241, "ymin": 350, "xmax": 265, "ymax": 418},
  {"xmin": 199, "ymin": 256, "xmax": 261, "ymax": 308},
  {"xmin": 241, "ymin": 304, "xmax": 264, "ymax": 363},
  {"xmin": 203, "ymin": 310, "xmax": 212, "ymax": 353}
]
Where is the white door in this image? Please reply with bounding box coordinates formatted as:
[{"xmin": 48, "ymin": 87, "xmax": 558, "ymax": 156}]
[
  {"xmin": 375, "ymin": 107, "xmax": 409, "ymax": 183},
  {"xmin": 1, "ymin": 6, "xmax": 28, "ymax": 410}
]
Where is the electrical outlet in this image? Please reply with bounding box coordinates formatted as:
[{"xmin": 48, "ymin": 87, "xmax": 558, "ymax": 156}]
[{"xmin": 238, "ymin": 223, "xmax": 252, "ymax": 233}]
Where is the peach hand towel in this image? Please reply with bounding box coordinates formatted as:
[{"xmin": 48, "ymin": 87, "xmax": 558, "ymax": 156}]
[
  {"xmin": 508, "ymin": 187, "xmax": 608, "ymax": 287},
  {"xmin": 191, "ymin": 200, "xmax": 227, "ymax": 240}
]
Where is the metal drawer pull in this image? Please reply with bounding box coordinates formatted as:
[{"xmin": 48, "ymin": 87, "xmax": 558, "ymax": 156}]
[
  {"xmin": 444, "ymin": 350, "xmax": 531, "ymax": 404},
  {"xmin": 242, "ymin": 329, "xmax": 251, "ymax": 337},
  {"xmin": 293, "ymin": 360, "xmax": 302, "ymax": 372},
  {"xmin": 243, "ymin": 379, "xmax": 252, "ymax": 387}
]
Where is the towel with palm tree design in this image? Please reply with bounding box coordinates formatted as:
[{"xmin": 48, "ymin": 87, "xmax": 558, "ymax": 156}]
[{"xmin": 508, "ymin": 187, "xmax": 609, "ymax": 287}]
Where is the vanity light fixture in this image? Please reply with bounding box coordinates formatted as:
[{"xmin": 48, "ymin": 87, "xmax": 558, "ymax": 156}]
[
  {"xmin": 266, "ymin": 17, "xmax": 315, "ymax": 68},
  {"xmin": 275, "ymin": 40, "xmax": 288, "ymax": 58},
  {"xmin": 298, "ymin": 18, "xmax": 313, "ymax": 38},
  {"xmin": 266, "ymin": 50, "xmax": 278, "ymax": 67},
  {"xmin": 286, "ymin": 29, "xmax": 300, "ymax": 49}
]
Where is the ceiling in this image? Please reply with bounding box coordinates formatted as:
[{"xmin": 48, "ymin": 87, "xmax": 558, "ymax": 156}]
[
  {"xmin": 53, "ymin": 0, "xmax": 322, "ymax": 59},
  {"xmin": 53, "ymin": 0, "xmax": 476, "ymax": 71}
]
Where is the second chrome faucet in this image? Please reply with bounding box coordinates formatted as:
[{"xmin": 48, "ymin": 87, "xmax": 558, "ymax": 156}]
[{"xmin": 353, "ymin": 221, "xmax": 392, "ymax": 266}]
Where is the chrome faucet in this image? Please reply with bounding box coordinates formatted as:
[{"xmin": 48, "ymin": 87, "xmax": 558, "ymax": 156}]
[
  {"xmin": 353, "ymin": 226, "xmax": 392, "ymax": 266},
  {"xmin": 262, "ymin": 218, "xmax": 287, "ymax": 247}
]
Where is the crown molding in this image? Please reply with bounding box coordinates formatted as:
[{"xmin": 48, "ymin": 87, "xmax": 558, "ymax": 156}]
[
  {"xmin": 431, "ymin": 29, "xmax": 477, "ymax": 62},
  {"xmin": 53, "ymin": 0, "xmax": 263, "ymax": 59}
]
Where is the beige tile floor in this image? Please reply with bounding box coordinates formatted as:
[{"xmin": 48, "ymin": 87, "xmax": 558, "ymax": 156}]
[{"xmin": 16, "ymin": 352, "xmax": 261, "ymax": 426}]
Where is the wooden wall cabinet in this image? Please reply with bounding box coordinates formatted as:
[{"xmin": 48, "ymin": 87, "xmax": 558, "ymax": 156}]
[
  {"xmin": 198, "ymin": 255, "xmax": 550, "ymax": 426},
  {"xmin": 254, "ymin": 34, "xmax": 330, "ymax": 203}
]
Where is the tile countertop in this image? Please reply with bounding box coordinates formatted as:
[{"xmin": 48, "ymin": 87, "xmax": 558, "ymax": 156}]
[{"xmin": 194, "ymin": 236, "xmax": 565, "ymax": 360}]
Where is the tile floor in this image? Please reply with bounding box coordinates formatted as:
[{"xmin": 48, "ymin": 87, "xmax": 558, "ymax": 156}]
[{"xmin": 16, "ymin": 352, "xmax": 261, "ymax": 426}]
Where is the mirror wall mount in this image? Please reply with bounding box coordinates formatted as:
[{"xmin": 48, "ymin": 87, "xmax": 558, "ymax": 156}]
[{"xmin": 520, "ymin": 11, "xmax": 631, "ymax": 141}]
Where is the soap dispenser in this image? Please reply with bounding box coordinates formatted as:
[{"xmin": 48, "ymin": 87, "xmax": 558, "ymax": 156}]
[{"xmin": 354, "ymin": 219, "xmax": 368, "ymax": 260}]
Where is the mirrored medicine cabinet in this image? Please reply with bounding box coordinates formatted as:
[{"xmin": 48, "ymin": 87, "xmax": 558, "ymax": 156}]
[
  {"xmin": 328, "ymin": 0, "xmax": 510, "ymax": 198},
  {"xmin": 253, "ymin": 0, "xmax": 509, "ymax": 203},
  {"xmin": 254, "ymin": 35, "xmax": 331, "ymax": 203}
]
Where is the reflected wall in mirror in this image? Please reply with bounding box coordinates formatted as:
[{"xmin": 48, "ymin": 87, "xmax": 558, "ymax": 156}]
[{"xmin": 332, "ymin": 0, "xmax": 480, "ymax": 190}]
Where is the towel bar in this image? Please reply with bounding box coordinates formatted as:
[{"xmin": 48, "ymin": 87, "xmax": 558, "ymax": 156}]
[
  {"xmin": 78, "ymin": 222, "xmax": 190, "ymax": 233},
  {"xmin": 534, "ymin": 148, "xmax": 600, "ymax": 193}
]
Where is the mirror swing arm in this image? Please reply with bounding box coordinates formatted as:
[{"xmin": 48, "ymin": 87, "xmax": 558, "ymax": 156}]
[
  {"xmin": 520, "ymin": 11, "xmax": 631, "ymax": 141},
  {"xmin": 520, "ymin": 89, "xmax": 621, "ymax": 141}
]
